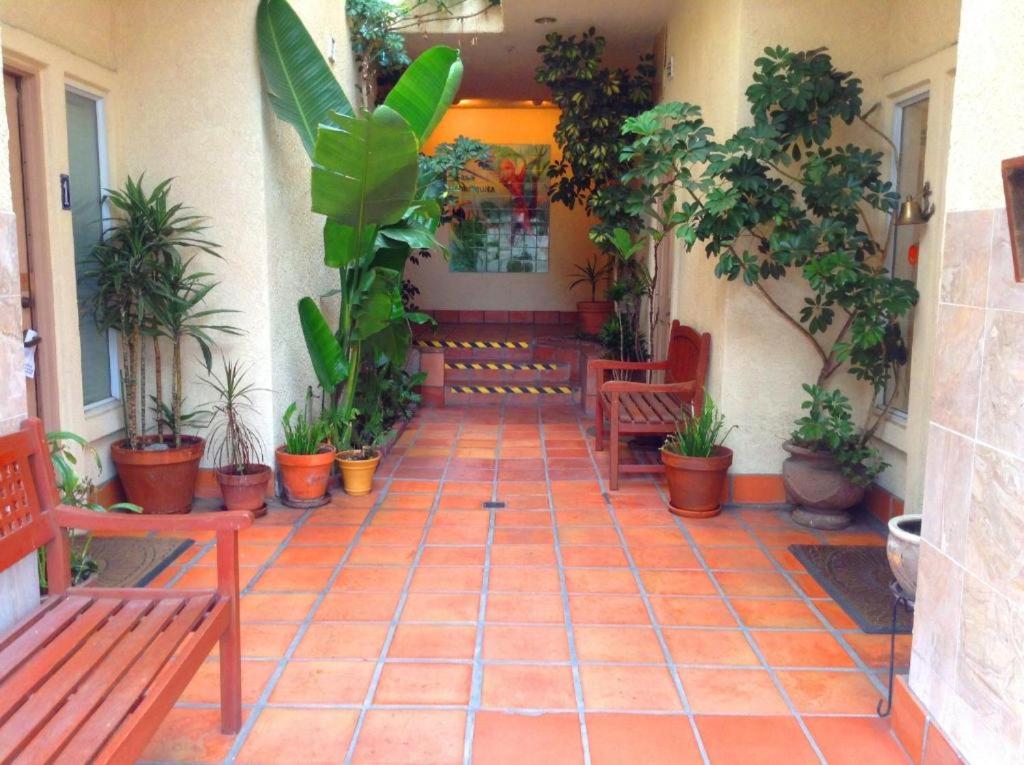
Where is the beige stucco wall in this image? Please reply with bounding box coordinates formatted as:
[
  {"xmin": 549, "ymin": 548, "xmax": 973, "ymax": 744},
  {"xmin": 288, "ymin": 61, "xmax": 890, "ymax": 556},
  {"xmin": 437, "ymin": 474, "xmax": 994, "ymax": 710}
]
[
  {"xmin": 408, "ymin": 104, "xmax": 602, "ymax": 312},
  {"xmin": 909, "ymin": 2, "xmax": 1024, "ymax": 762},
  {"xmin": 0, "ymin": 0, "xmax": 115, "ymax": 70},
  {"xmin": 660, "ymin": 0, "xmax": 960, "ymax": 483}
]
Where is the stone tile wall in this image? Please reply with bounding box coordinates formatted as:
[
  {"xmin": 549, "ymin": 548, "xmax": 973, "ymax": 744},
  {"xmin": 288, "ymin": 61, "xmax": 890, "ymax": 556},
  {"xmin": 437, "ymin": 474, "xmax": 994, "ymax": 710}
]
[{"xmin": 911, "ymin": 208, "xmax": 1024, "ymax": 764}]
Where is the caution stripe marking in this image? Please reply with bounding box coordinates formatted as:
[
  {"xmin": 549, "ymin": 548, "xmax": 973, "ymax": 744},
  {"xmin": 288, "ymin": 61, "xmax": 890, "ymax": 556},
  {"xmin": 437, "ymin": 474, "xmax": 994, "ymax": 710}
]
[
  {"xmin": 416, "ymin": 339, "xmax": 530, "ymax": 350},
  {"xmin": 449, "ymin": 385, "xmax": 573, "ymax": 395},
  {"xmin": 445, "ymin": 362, "xmax": 557, "ymax": 371}
]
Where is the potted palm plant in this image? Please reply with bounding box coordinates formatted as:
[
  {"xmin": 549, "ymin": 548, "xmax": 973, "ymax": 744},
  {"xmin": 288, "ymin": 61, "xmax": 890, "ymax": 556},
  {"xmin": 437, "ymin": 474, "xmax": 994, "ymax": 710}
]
[
  {"xmin": 90, "ymin": 177, "xmax": 236, "ymax": 514},
  {"xmin": 568, "ymin": 255, "xmax": 614, "ymax": 335},
  {"xmin": 660, "ymin": 394, "xmax": 734, "ymax": 518},
  {"xmin": 205, "ymin": 359, "xmax": 271, "ymax": 516},
  {"xmin": 276, "ymin": 396, "xmax": 335, "ymax": 507}
]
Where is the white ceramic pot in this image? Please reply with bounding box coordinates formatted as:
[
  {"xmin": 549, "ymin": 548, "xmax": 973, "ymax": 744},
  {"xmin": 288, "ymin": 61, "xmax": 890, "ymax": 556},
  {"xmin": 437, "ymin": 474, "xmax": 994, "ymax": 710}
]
[{"xmin": 886, "ymin": 513, "xmax": 922, "ymax": 600}]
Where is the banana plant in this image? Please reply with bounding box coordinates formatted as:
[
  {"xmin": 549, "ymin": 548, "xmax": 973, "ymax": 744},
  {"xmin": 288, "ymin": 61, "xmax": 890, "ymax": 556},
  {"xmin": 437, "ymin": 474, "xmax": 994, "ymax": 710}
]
[{"xmin": 257, "ymin": 0, "xmax": 461, "ymax": 448}]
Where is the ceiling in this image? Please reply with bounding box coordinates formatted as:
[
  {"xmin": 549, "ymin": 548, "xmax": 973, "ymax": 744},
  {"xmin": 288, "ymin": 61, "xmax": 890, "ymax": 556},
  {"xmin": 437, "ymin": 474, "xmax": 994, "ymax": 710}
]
[{"xmin": 403, "ymin": 0, "xmax": 676, "ymax": 101}]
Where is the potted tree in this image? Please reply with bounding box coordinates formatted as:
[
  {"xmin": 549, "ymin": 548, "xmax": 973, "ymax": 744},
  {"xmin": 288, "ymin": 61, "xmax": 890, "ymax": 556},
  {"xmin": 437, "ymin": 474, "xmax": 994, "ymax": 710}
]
[
  {"xmin": 276, "ymin": 397, "xmax": 335, "ymax": 507},
  {"xmin": 618, "ymin": 48, "xmax": 918, "ymax": 529},
  {"xmin": 661, "ymin": 395, "xmax": 734, "ymax": 518},
  {"xmin": 90, "ymin": 177, "xmax": 236, "ymax": 514},
  {"xmin": 205, "ymin": 359, "xmax": 272, "ymax": 516},
  {"xmin": 568, "ymin": 255, "xmax": 614, "ymax": 335}
]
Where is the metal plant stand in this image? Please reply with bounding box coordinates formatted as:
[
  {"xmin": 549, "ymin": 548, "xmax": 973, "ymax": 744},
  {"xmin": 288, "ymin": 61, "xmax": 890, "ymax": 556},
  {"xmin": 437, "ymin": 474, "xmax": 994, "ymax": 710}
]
[{"xmin": 877, "ymin": 581, "xmax": 914, "ymax": 717}]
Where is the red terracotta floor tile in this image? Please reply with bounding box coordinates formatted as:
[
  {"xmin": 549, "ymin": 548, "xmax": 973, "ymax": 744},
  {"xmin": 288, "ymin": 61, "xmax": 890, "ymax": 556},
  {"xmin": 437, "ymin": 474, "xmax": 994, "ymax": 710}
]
[
  {"xmin": 579, "ymin": 664, "xmax": 683, "ymax": 711},
  {"xmin": 347, "ymin": 544, "xmax": 419, "ymax": 565},
  {"xmin": 663, "ymin": 628, "xmax": 759, "ymax": 666},
  {"xmin": 332, "ymin": 566, "xmax": 410, "ymax": 592},
  {"xmin": 181, "ymin": 659, "xmax": 275, "ymax": 705},
  {"xmin": 238, "ymin": 708, "xmax": 358, "ymax": 764},
  {"xmin": 679, "ymin": 667, "xmax": 789, "ymax": 714},
  {"xmin": 845, "ymin": 632, "xmax": 913, "ymax": 669},
  {"xmin": 295, "ymin": 622, "xmax": 390, "ymax": 660},
  {"xmin": 649, "ymin": 596, "xmax": 737, "ymax": 627},
  {"xmin": 142, "ymin": 708, "xmax": 247, "ymax": 763},
  {"xmin": 241, "ymin": 593, "xmax": 317, "ymax": 622},
  {"xmin": 574, "ymin": 625, "xmax": 665, "ymax": 663},
  {"xmin": 483, "ymin": 624, "xmax": 570, "ymax": 661},
  {"xmin": 209, "ymin": 623, "xmax": 297, "ymax": 659},
  {"xmin": 314, "ymin": 591, "xmax": 400, "ymax": 621},
  {"xmin": 271, "ymin": 660, "xmax": 376, "ymax": 704},
  {"xmin": 419, "ymin": 546, "xmax": 487, "ymax": 566},
  {"xmin": 489, "ymin": 543, "xmax": 557, "ymax": 565},
  {"xmin": 389, "ymin": 624, "xmax": 477, "ymax": 659},
  {"xmin": 374, "ymin": 662, "xmax": 473, "ymax": 705},
  {"xmin": 815, "ymin": 600, "xmax": 860, "ymax": 630},
  {"xmin": 485, "ymin": 593, "xmax": 565, "ymax": 624},
  {"xmin": 753, "ymin": 631, "xmax": 857, "ymax": 668},
  {"xmin": 402, "ymin": 592, "xmax": 480, "ymax": 622},
  {"xmin": 569, "ymin": 594, "xmax": 651, "ymax": 625},
  {"xmin": 559, "ymin": 546, "xmax": 629, "ymax": 567},
  {"xmin": 564, "ymin": 568, "xmax": 639, "ymax": 594},
  {"xmin": 488, "ymin": 565, "xmax": 562, "ymax": 593},
  {"xmin": 586, "ymin": 713, "xmax": 703, "ymax": 765},
  {"xmin": 409, "ymin": 565, "xmax": 484, "ymax": 592},
  {"xmin": 481, "ymin": 664, "xmax": 577, "ymax": 709},
  {"xmin": 274, "ymin": 544, "xmax": 346, "ymax": 566},
  {"xmin": 253, "ymin": 565, "xmax": 334, "ymax": 592},
  {"xmin": 806, "ymin": 716, "xmax": 913, "ymax": 765},
  {"xmin": 730, "ymin": 598, "xmax": 823, "ymax": 628},
  {"xmin": 776, "ymin": 669, "xmax": 883, "ymax": 714},
  {"xmin": 695, "ymin": 715, "xmax": 819, "ymax": 765},
  {"xmin": 353, "ymin": 710, "xmax": 465, "ymax": 765},
  {"xmin": 472, "ymin": 712, "xmax": 583, "ymax": 765},
  {"xmin": 702, "ymin": 546, "xmax": 776, "ymax": 570},
  {"xmin": 714, "ymin": 570, "xmax": 797, "ymax": 597},
  {"xmin": 791, "ymin": 571, "xmax": 830, "ymax": 599},
  {"xmin": 640, "ymin": 569, "xmax": 716, "ymax": 595}
]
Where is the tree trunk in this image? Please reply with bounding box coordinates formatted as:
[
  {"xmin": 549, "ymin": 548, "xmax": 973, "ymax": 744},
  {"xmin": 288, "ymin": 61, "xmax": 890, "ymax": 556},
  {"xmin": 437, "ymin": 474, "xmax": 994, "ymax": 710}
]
[{"xmin": 153, "ymin": 336, "xmax": 164, "ymax": 438}]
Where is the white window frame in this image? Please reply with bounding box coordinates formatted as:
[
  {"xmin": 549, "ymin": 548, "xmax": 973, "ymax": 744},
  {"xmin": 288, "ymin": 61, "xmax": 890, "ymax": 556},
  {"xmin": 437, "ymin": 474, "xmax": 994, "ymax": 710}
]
[{"xmin": 66, "ymin": 83, "xmax": 121, "ymax": 414}]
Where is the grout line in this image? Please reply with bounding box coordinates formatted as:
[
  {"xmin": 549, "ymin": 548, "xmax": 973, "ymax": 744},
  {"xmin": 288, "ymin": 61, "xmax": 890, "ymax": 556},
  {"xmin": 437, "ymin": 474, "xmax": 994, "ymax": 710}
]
[
  {"xmin": 221, "ymin": 421, "xmax": 431, "ymax": 764},
  {"xmin": 342, "ymin": 416, "xmax": 466, "ymax": 765},
  {"xmin": 574, "ymin": 415, "xmax": 712, "ymax": 765}
]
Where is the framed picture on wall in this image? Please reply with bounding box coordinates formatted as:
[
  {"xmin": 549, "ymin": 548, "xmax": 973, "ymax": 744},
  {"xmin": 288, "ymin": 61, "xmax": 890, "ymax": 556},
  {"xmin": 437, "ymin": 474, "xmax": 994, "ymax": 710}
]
[{"xmin": 1002, "ymin": 155, "xmax": 1024, "ymax": 282}]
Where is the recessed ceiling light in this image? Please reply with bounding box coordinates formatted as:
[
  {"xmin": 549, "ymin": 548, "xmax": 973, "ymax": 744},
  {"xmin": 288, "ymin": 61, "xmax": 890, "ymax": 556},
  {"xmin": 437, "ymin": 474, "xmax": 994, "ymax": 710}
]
[{"xmin": 534, "ymin": 16, "xmax": 557, "ymax": 24}]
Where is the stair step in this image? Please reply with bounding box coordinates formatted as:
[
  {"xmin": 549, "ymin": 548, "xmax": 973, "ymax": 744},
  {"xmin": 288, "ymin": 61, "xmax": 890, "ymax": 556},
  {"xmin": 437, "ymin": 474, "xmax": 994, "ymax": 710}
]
[
  {"xmin": 446, "ymin": 384, "xmax": 579, "ymax": 407},
  {"xmin": 444, "ymin": 361, "xmax": 570, "ymax": 384},
  {"xmin": 419, "ymin": 338, "xmax": 534, "ymax": 361}
]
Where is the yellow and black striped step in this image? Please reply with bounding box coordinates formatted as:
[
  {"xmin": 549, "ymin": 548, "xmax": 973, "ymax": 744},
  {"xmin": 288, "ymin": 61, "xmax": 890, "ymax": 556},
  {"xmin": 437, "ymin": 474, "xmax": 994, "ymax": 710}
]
[
  {"xmin": 449, "ymin": 384, "xmax": 573, "ymax": 395},
  {"xmin": 445, "ymin": 361, "xmax": 557, "ymax": 371},
  {"xmin": 416, "ymin": 339, "xmax": 530, "ymax": 350}
]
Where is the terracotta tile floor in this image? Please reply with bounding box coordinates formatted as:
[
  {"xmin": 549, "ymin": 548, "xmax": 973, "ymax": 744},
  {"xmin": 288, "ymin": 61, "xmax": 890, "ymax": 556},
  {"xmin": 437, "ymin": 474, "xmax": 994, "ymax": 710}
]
[{"xmin": 141, "ymin": 405, "xmax": 912, "ymax": 764}]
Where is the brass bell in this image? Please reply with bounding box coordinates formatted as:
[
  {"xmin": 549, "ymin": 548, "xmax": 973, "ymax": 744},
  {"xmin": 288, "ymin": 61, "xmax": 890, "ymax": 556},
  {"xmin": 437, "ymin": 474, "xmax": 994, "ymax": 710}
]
[{"xmin": 896, "ymin": 181, "xmax": 936, "ymax": 226}]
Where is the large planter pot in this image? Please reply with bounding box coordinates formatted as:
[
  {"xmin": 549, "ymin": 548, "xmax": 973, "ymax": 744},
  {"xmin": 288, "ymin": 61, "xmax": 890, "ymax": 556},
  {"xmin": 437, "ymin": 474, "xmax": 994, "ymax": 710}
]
[
  {"xmin": 111, "ymin": 435, "xmax": 205, "ymax": 515},
  {"xmin": 216, "ymin": 464, "xmax": 272, "ymax": 518},
  {"xmin": 887, "ymin": 513, "xmax": 922, "ymax": 600},
  {"xmin": 782, "ymin": 441, "xmax": 865, "ymax": 530},
  {"xmin": 337, "ymin": 450, "xmax": 381, "ymax": 496},
  {"xmin": 577, "ymin": 300, "xmax": 614, "ymax": 336},
  {"xmin": 276, "ymin": 445, "xmax": 336, "ymax": 508},
  {"xmin": 661, "ymin": 446, "xmax": 733, "ymax": 518}
]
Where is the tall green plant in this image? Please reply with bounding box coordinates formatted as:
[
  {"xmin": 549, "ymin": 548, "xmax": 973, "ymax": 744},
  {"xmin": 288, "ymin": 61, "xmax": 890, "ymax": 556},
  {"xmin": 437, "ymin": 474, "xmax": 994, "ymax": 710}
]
[
  {"xmin": 618, "ymin": 47, "xmax": 918, "ymax": 479},
  {"xmin": 257, "ymin": 0, "xmax": 461, "ymax": 450}
]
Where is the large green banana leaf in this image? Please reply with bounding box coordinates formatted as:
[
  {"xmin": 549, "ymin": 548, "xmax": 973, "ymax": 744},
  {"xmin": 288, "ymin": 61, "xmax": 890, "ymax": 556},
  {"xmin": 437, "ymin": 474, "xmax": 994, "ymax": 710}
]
[
  {"xmin": 312, "ymin": 107, "xmax": 419, "ymax": 228},
  {"xmin": 324, "ymin": 220, "xmax": 376, "ymax": 269},
  {"xmin": 257, "ymin": 0, "xmax": 352, "ymax": 157},
  {"xmin": 384, "ymin": 46, "xmax": 463, "ymax": 143},
  {"xmin": 298, "ymin": 297, "xmax": 349, "ymax": 390}
]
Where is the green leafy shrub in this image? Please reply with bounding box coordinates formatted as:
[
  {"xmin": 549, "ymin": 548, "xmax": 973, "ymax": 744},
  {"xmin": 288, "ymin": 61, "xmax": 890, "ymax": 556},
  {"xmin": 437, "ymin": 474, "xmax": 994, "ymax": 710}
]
[
  {"xmin": 663, "ymin": 394, "xmax": 734, "ymax": 458},
  {"xmin": 281, "ymin": 398, "xmax": 330, "ymax": 455}
]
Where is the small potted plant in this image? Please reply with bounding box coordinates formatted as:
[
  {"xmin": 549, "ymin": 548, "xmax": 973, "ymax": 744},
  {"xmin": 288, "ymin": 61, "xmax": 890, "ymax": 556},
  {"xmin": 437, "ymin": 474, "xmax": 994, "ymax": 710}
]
[
  {"xmin": 205, "ymin": 359, "xmax": 272, "ymax": 517},
  {"xmin": 782, "ymin": 385, "xmax": 884, "ymax": 530},
  {"xmin": 276, "ymin": 397, "xmax": 334, "ymax": 508},
  {"xmin": 660, "ymin": 394, "xmax": 734, "ymax": 518},
  {"xmin": 336, "ymin": 444, "xmax": 381, "ymax": 496},
  {"xmin": 334, "ymin": 402, "xmax": 382, "ymax": 496},
  {"xmin": 569, "ymin": 254, "xmax": 614, "ymax": 335}
]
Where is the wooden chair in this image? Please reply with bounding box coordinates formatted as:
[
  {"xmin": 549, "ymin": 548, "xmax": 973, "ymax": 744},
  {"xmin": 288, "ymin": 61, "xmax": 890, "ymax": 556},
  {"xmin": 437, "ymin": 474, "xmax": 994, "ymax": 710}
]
[
  {"xmin": 590, "ymin": 321, "xmax": 711, "ymax": 490},
  {"xmin": 0, "ymin": 418, "xmax": 252, "ymax": 763}
]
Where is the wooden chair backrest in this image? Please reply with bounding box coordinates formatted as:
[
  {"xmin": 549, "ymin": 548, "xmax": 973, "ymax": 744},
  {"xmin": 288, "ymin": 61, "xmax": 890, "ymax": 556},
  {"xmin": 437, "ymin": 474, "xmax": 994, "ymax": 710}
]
[
  {"xmin": 664, "ymin": 321, "xmax": 711, "ymax": 411},
  {"xmin": 0, "ymin": 419, "xmax": 57, "ymax": 574}
]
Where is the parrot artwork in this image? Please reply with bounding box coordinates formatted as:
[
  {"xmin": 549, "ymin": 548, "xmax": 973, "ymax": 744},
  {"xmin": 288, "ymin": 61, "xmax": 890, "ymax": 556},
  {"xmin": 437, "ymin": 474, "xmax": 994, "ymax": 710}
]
[{"xmin": 497, "ymin": 155, "xmax": 538, "ymax": 242}]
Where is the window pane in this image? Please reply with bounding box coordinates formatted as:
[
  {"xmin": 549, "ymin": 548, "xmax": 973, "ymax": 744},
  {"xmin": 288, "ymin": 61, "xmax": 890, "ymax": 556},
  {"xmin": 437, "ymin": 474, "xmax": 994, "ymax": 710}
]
[{"xmin": 65, "ymin": 90, "xmax": 112, "ymax": 406}]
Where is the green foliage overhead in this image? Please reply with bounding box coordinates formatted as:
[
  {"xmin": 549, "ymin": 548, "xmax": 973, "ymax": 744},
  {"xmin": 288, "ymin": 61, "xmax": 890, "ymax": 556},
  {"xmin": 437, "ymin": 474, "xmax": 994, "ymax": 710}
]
[{"xmin": 618, "ymin": 46, "xmax": 918, "ymax": 479}]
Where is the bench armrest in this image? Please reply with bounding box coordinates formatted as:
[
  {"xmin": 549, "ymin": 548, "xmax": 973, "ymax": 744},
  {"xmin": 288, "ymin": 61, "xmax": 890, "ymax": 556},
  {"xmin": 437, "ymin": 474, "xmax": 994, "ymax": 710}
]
[
  {"xmin": 589, "ymin": 359, "xmax": 670, "ymax": 374},
  {"xmin": 602, "ymin": 381, "xmax": 697, "ymax": 396},
  {"xmin": 53, "ymin": 506, "xmax": 254, "ymax": 533}
]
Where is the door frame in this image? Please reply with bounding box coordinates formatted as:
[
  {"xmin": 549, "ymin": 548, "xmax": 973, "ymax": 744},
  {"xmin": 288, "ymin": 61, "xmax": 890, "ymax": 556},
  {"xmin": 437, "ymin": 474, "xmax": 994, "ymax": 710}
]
[{"xmin": 2, "ymin": 61, "xmax": 58, "ymax": 429}]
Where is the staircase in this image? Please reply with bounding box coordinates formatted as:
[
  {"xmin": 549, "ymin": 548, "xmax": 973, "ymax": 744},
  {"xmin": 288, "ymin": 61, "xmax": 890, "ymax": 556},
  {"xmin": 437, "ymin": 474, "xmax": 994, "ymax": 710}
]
[{"xmin": 414, "ymin": 327, "xmax": 595, "ymax": 407}]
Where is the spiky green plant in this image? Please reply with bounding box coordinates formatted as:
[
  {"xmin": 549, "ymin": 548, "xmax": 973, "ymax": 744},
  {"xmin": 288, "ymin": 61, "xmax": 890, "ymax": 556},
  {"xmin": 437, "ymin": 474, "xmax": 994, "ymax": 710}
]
[
  {"xmin": 663, "ymin": 394, "xmax": 734, "ymax": 458},
  {"xmin": 281, "ymin": 395, "xmax": 331, "ymax": 456}
]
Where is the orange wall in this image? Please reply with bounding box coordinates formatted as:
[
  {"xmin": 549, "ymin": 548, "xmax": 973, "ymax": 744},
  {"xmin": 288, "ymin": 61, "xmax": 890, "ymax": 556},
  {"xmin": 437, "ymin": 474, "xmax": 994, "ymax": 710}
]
[{"xmin": 410, "ymin": 104, "xmax": 600, "ymax": 311}]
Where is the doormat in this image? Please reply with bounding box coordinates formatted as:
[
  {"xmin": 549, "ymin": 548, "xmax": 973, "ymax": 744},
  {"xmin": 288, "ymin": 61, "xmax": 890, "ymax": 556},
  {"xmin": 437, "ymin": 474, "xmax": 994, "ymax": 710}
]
[
  {"xmin": 87, "ymin": 536, "xmax": 194, "ymax": 588},
  {"xmin": 789, "ymin": 544, "xmax": 913, "ymax": 634}
]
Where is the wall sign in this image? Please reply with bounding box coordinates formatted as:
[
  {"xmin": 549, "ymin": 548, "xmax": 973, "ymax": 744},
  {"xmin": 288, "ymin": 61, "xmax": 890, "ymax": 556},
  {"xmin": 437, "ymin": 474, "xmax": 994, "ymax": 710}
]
[
  {"xmin": 449, "ymin": 144, "xmax": 550, "ymax": 274},
  {"xmin": 59, "ymin": 174, "xmax": 71, "ymax": 210},
  {"xmin": 1002, "ymin": 155, "xmax": 1024, "ymax": 282}
]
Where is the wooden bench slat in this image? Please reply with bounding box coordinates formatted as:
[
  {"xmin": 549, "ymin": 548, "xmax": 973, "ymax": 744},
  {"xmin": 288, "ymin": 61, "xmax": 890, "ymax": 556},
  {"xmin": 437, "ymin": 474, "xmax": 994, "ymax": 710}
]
[
  {"xmin": 16, "ymin": 598, "xmax": 185, "ymax": 765},
  {"xmin": 619, "ymin": 395, "xmax": 645, "ymax": 423},
  {"xmin": 0, "ymin": 597, "xmax": 122, "ymax": 724},
  {"xmin": 646, "ymin": 392, "xmax": 680, "ymax": 422},
  {"xmin": 0, "ymin": 596, "xmax": 94, "ymax": 686},
  {"xmin": 628, "ymin": 393, "xmax": 661, "ymax": 424},
  {"xmin": 0, "ymin": 599, "xmax": 153, "ymax": 761},
  {"xmin": 0, "ymin": 596, "xmax": 64, "ymax": 655},
  {"xmin": 52, "ymin": 593, "xmax": 217, "ymax": 764}
]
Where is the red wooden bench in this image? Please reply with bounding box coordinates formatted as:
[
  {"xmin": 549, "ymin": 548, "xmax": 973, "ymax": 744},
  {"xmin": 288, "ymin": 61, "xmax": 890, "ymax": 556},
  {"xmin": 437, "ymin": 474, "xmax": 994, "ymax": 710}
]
[
  {"xmin": 590, "ymin": 321, "xmax": 711, "ymax": 490},
  {"xmin": 0, "ymin": 418, "xmax": 252, "ymax": 763}
]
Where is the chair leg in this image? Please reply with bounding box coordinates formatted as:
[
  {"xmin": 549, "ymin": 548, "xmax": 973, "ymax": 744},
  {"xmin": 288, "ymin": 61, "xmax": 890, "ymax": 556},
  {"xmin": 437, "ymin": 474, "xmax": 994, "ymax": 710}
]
[
  {"xmin": 219, "ymin": 613, "xmax": 243, "ymax": 733},
  {"xmin": 594, "ymin": 396, "xmax": 605, "ymax": 451},
  {"xmin": 609, "ymin": 419, "xmax": 620, "ymax": 491}
]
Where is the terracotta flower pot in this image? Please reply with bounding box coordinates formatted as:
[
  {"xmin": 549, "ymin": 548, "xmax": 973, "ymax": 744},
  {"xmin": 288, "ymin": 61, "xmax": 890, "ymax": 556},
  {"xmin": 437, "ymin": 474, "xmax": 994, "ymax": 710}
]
[
  {"xmin": 660, "ymin": 445, "xmax": 733, "ymax": 518},
  {"xmin": 782, "ymin": 441, "xmax": 866, "ymax": 530},
  {"xmin": 216, "ymin": 464, "xmax": 272, "ymax": 517},
  {"xmin": 577, "ymin": 300, "xmax": 614, "ymax": 336},
  {"xmin": 337, "ymin": 450, "xmax": 381, "ymax": 496},
  {"xmin": 887, "ymin": 513, "xmax": 922, "ymax": 600},
  {"xmin": 276, "ymin": 445, "xmax": 336, "ymax": 507},
  {"xmin": 111, "ymin": 435, "xmax": 205, "ymax": 515}
]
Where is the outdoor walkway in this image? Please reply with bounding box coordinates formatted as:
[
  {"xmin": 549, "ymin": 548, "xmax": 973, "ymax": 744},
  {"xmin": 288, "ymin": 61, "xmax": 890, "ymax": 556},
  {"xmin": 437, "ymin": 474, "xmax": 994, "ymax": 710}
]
[{"xmin": 141, "ymin": 405, "xmax": 913, "ymax": 765}]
